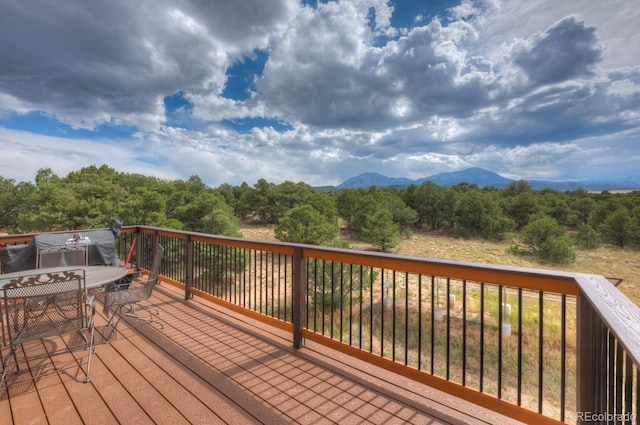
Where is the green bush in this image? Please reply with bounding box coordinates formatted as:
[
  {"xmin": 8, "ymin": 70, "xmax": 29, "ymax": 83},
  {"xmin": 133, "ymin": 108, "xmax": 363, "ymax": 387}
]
[
  {"xmin": 574, "ymin": 224, "xmax": 602, "ymax": 249},
  {"xmin": 275, "ymin": 204, "xmax": 338, "ymax": 245},
  {"xmin": 361, "ymin": 209, "xmax": 400, "ymax": 252},
  {"xmin": 521, "ymin": 217, "xmax": 565, "ymax": 251},
  {"xmin": 539, "ymin": 236, "xmax": 576, "ymax": 264},
  {"xmin": 601, "ymin": 207, "xmax": 637, "ymax": 248}
]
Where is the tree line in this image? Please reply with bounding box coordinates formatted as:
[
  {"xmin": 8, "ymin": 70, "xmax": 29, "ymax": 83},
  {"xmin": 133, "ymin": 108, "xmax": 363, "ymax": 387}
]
[{"xmin": 1, "ymin": 165, "xmax": 639, "ymax": 263}]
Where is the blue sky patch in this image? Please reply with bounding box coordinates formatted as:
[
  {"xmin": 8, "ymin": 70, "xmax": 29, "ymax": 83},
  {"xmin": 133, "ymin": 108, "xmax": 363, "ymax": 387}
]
[
  {"xmin": 0, "ymin": 111, "xmax": 135, "ymax": 139},
  {"xmin": 164, "ymin": 91, "xmax": 198, "ymax": 129},
  {"xmin": 164, "ymin": 91, "xmax": 193, "ymax": 114},
  {"xmin": 301, "ymin": 0, "xmax": 321, "ymax": 8},
  {"xmin": 222, "ymin": 50, "xmax": 269, "ymax": 101},
  {"xmin": 222, "ymin": 117, "xmax": 293, "ymax": 133},
  {"xmin": 389, "ymin": 0, "xmax": 459, "ymax": 28}
]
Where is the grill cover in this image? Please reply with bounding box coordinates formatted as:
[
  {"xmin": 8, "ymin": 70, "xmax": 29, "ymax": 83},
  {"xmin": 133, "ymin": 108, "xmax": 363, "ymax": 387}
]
[
  {"xmin": 34, "ymin": 229, "xmax": 117, "ymax": 266},
  {"xmin": 0, "ymin": 244, "xmax": 35, "ymax": 273}
]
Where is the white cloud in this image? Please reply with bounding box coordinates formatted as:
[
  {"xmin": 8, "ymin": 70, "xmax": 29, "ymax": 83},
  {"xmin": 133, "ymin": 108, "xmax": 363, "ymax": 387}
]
[
  {"xmin": 0, "ymin": 0, "xmax": 639, "ymax": 187},
  {"xmin": 0, "ymin": 128, "xmax": 174, "ymax": 182},
  {"xmin": 0, "ymin": 0, "xmax": 295, "ymax": 131},
  {"xmin": 510, "ymin": 17, "xmax": 602, "ymax": 85},
  {"xmin": 466, "ymin": 0, "xmax": 640, "ymax": 69}
]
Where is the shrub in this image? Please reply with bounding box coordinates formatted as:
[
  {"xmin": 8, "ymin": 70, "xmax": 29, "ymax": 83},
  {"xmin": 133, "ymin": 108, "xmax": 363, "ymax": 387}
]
[
  {"xmin": 275, "ymin": 204, "xmax": 338, "ymax": 245},
  {"xmin": 574, "ymin": 224, "xmax": 602, "ymax": 249},
  {"xmin": 361, "ymin": 209, "xmax": 400, "ymax": 252},
  {"xmin": 521, "ymin": 217, "xmax": 565, "ymax": 251},
  {"xmin": 601, "ymin": 207, "xmax": 637, "ymax": 248},
  {"xmin": 539, "ymin": 236, "xmax": 576, "ymax": 264}
]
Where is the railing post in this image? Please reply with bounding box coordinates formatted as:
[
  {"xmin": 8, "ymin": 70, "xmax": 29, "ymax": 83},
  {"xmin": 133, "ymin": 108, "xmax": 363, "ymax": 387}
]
[
  {"xmin": 135, "ymin": 230, "xmax": 144, "ymax": 271},
  {"xmin": 185, "ymin": 235, "xmax": 194, "ymax": 300},
  {"xmin": 292, "ymin": 247, "xmax": 306, "ymax": 349},
  {"xmin": 576, "ymin": 293, "xmax": 596, "ymax": 424},
  {"xmin": 152, "ymin": 230, "xmax": 160, "ymax": 273}
]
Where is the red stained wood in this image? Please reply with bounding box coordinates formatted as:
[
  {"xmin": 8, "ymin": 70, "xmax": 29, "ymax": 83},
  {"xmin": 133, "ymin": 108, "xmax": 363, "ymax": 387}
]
[{"xmin": 1, "ymin": 283, "xmax": 523, "ymax": 425}]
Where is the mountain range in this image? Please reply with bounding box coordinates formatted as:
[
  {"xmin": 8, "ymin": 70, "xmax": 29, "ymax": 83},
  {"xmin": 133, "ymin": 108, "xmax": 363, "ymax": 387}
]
[{"xmin": 333, "ymin": 167, "xmax": 640, "ymax": 191}]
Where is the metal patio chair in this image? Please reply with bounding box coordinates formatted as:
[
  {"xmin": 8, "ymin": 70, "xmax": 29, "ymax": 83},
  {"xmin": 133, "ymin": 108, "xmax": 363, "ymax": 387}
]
[
  {"xmin": 0, "ymin": 269, "xmax": 96, "ymax": 387},
  {"xmin": 103, "ymin": 243, "xmax": 164, "ymax": 339}
]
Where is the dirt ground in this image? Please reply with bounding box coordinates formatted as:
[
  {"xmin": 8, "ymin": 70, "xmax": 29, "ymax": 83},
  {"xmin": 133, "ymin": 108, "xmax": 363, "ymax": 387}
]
[{"xmin": 239, "ymin": 223, "xmax": 640, "ymax": 306}]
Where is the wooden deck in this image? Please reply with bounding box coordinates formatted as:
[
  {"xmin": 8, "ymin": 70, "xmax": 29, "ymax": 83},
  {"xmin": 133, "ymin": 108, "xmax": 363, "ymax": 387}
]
[{"xmin": 1, "ymin": 283, "xmax": 525, "ymax": 425}]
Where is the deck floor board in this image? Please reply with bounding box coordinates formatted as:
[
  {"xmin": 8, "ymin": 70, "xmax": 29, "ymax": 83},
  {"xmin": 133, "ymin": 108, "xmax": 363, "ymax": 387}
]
[{"xmin": 1, "ymin": 282, "xmax": 525, "ymax": 424}]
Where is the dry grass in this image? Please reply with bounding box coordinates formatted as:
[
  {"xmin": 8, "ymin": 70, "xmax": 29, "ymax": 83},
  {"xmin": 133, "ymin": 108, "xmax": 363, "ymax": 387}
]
[{"xmin": 239, "ymin": 223, "xmax": 640, "ymax": 306}]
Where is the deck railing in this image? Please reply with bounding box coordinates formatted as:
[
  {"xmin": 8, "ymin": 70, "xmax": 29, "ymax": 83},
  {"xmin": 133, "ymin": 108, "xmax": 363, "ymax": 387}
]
[{"xmin": 2, "ymin": 226, "xmax": 639, "ymax": 424}]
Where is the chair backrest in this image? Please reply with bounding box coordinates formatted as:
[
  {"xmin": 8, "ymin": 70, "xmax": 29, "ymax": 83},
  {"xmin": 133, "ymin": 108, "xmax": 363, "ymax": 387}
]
[
  {"xmin": 1, "ymin": 269, "xmax": 87, "ymax": 346},
  {"xmin": 144, "ymin": 243, "xmax": 164, "ymax": 297}
]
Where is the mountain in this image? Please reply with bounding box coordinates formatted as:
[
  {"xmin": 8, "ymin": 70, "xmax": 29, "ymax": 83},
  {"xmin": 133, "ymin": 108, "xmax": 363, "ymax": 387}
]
[
  {"xmin": 334, "ymin": 167, "xmax": 640, "ymax": 191},
  {"xmin": 336, "ymin": 172, "xmax": 415, "ymax": 189},
  {"xmin": 416, "ymin": 167, "xmax": 512, "ymax": 187},
  {"xmin": 336, "ymin": 168, "xmax": 512, "ymax": 189}
]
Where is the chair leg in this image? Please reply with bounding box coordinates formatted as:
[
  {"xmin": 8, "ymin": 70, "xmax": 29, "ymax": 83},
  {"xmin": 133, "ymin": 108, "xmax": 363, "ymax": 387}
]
[
  {"xmin": 0, "ymin": 341, "xmax": 26, "ymax": 387},
  {"xmin": 121, "ymin": 303, "xmax": 164, "ymax": 329},
  {"xmin": 104, "ymin": 305, "xmax": 125, "ymax": 342},
  {"xmin": 84, "ymin": 325, "xmax": 94, "ymax": 383},
  {"xmin": 0, "ymin": 349, "xmax": 13, "ymax": 387},
  {"xmin": 105, "ymin": 302, "xmax": 164, "ymax": 342}
]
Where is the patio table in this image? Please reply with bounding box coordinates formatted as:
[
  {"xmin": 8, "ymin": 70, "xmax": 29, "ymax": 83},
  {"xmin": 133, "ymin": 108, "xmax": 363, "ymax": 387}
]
[{"xmin": 0, "ymin": 265, "xmax": 128, "ymax": 294}]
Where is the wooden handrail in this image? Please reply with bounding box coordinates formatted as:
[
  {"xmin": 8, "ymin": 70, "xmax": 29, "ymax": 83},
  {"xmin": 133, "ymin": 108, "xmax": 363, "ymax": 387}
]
[
  {"xmin": 575, "ymin": 273, "xmax": 640, "ymax": 365},
  {"xmin": 129, "ymin": 226, "xmax": 580, "ymax": 294}
]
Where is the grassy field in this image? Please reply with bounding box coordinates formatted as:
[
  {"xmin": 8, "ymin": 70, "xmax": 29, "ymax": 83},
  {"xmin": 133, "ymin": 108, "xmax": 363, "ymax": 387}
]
[{"xmin": 239, "ymin": 223, "xmax": 640, "ymax": 306}]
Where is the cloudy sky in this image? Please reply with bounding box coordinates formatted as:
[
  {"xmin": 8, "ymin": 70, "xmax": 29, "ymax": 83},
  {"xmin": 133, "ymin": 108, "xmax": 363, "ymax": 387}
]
[{"xmin": 1, "ymin": 0, "xmax": 639, "ymax": 187}]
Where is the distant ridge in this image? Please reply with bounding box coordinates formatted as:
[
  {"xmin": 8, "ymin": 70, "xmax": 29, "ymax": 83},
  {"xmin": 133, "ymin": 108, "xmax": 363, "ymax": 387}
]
[
  {"xmin": 336, "ymin": 172, "xmax": 414, "ymax": 189},
  {"xmin": 334, "ymin": 167, "xmax": 640, "ymax": 191},
  {"xmin": 415, "ymin": 167, "xmax": 512, "ymax": 188}
]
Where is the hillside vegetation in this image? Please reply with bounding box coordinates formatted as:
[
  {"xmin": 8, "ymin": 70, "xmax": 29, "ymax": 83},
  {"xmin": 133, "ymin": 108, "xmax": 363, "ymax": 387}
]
[
  {"xmin": 240, "ymin": 223, "xmax": 640, "ymax": 306},
  {"xmin": 2, "ymin": 164, "xmax": 639, "ymax": 303}
]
